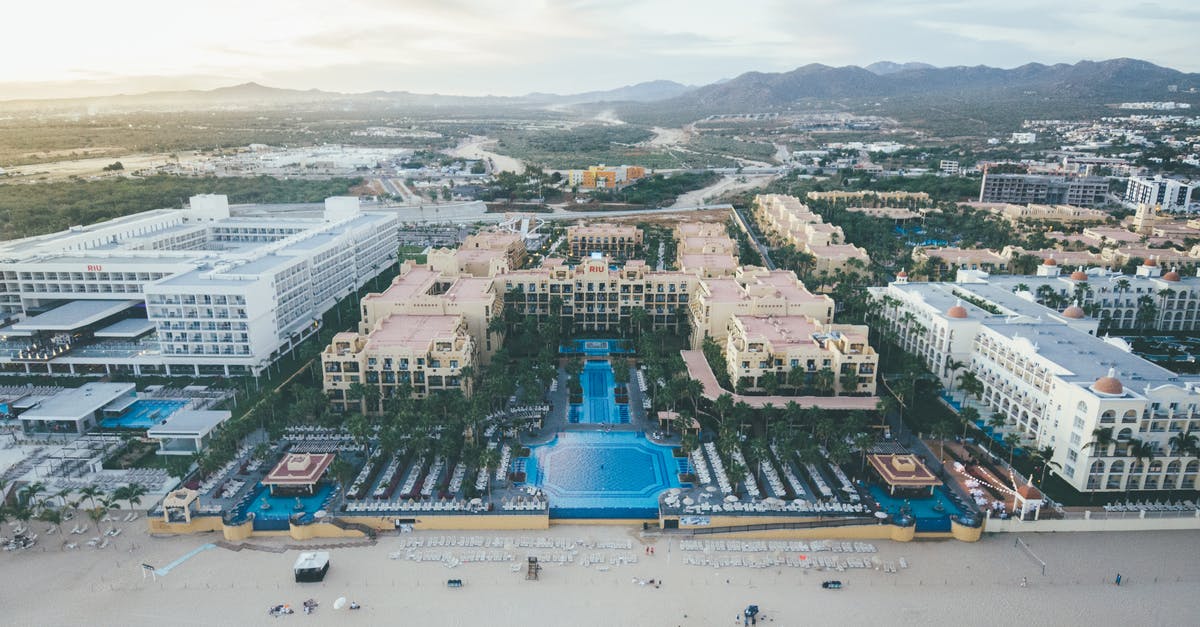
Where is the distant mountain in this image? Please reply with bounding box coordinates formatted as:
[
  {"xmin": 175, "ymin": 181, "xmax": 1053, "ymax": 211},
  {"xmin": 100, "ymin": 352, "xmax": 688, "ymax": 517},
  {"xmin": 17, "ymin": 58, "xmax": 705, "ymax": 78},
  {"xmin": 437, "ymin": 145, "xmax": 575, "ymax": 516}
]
[
  {"xmin": 662, "ymin": 58, "xmax": 1200, "ymax": 113},
  {"xmin": 865, "ymin": 61, "xmax": 936, "ymax": 75},
  {"xmin": 526, "ymin": 80, "xmax": 694, "ymax": 105}
]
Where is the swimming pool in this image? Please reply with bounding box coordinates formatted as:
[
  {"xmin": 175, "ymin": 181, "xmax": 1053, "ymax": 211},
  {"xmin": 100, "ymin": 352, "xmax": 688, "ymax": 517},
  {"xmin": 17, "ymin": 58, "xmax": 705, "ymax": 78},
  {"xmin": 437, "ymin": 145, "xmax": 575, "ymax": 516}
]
[
  {"xmin": 559, "ymin": 338, "xmax": 632, "ymax": 356},
  {"xmin": 868, "ymin": 484, "xmax": 963, "ymax": 532},
  {"xmin": 246, "ymin": 482, "xmax": 336, "ymax": 530},
  {"xmin": 523, "ymin": 431, "xmax": 683, "ymax": 518},
  {"xmin": 100, "ymin": 399, "xmax": 187, "ymax": 429},
  {"xmin": 572, "ymin": 359, "xmax": 629, "ymax": 424}
]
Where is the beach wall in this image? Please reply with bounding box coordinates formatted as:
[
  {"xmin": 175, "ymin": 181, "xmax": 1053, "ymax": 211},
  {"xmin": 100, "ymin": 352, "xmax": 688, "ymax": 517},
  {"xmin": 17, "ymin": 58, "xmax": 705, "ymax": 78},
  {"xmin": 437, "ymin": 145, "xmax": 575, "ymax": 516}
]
[
  {"xmin": 342, "ymin": 514, "xmax": 549, "ymax": 532},
  {"xmin": 148, "ymin": 515, "xmax": 225, "ymax": 535},
  {"xmin": 984, "ymin": 511, "xmax": 1200, "ymax": 534},
  {"xmin": 671, "ymin": 523, "xmax": 917, "ymax": 542}
]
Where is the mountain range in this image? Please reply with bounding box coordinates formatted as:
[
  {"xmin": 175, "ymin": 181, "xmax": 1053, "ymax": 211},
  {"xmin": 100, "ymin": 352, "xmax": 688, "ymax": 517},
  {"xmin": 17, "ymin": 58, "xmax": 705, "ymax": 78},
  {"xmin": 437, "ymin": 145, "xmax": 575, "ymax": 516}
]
[{"xmin": 1, "ymin": 59, "xmax": 1196, "ymax": 114}]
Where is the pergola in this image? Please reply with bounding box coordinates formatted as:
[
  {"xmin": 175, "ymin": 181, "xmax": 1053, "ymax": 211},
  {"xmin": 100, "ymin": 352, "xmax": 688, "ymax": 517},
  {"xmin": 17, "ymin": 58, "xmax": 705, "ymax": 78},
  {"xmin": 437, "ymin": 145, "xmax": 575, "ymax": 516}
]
[
  {"xmin": 262, "ymin": 453, "xmax": 334, "ymax": 496},
  {"xmin": 162, "ymin": 488, "xmax": 199, "ymax": 524},
  {"xmin": 867, "ymin": 454, "xmax": 942, "ymax": 495},
  {"xmin": 656, "ymin": 411, "xmax": 700, "ymax": 436}
]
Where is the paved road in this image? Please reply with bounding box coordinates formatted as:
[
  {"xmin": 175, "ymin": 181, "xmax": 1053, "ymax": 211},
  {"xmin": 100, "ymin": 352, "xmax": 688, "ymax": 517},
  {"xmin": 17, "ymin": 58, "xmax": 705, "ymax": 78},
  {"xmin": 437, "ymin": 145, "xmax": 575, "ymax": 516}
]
[{"xmin": 731, "ymin": 205, "xmax": 776, "ymax": 270}]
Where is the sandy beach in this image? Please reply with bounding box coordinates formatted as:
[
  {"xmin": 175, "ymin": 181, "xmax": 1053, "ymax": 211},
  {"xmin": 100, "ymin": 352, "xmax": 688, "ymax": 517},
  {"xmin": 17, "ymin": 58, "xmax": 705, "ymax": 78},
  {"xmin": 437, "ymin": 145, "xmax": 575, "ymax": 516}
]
[{"xmin": 2, "ymin": 517, "xmax": 1197, "ymax": 626}]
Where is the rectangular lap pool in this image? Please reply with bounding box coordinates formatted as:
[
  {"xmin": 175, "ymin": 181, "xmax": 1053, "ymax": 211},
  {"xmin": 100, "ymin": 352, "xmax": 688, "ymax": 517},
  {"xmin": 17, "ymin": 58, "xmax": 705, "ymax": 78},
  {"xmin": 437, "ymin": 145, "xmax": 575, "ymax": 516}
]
[{"xmin": 100, "ymin": 399, "xmax": 187, "ymax": 429}]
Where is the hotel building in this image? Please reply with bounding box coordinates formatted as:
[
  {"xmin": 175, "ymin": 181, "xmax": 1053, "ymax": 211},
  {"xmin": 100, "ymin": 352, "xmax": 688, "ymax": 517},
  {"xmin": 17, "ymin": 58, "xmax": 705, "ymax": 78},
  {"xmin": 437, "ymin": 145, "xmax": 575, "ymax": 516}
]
[
  {"xmin": 566, "ymin": 223, "xmax": 643, "ymax": 259},
  {"xmin": 323, "ymin": 240, "xmax": 874, "ymax": 406},
  {"xmin": 870, "ymin": 270, "xmax": 1200, "ymax": 494},
  {"xmin": 752, "ymin": 194, "xmax": 870, "ymax": 274},
  {"xmin": 0, "ymin": 195, "xmax": 399, "ymax": 377}
]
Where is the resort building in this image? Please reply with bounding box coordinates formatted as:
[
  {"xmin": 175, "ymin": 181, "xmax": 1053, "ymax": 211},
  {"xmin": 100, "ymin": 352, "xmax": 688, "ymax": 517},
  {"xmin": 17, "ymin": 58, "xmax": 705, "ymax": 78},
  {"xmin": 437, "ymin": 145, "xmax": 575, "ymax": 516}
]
[
  {"xmin": 146, "ymin": 409, "xmax": 232, "ymax": 455},
  {"xmin": 674, "ymin": 222, "xmax": 739, "ymax": 278},
  {"xmin": 323, "ymin": 313, "xmax": 476, "ymax": 409},
  {"xmin": 687, "ymin": 267, "xmax": 834, "ymax": 349},
  {"xmin": 566, "ymin": 223, "xmax": 643, "ymax": 259},
  {"xmin": 978, "ymin": 173, "xmax": 1109, "ymax": 207},
  {"xmin": 428, "ymin": 230, "xmax": 526, "ymax": 277},
  {"xmin": 17, "ymin": 381, "xmax": 134, "ymax": 435},
  {"xmin": 968, "ymin": 202, "xmax": 1109, "ymax": 225},
  {"xmin": 322, "ymin": 245, "xmax": 869, "ymax": 407},
  {"xmin": 753, "ymin": 194, "xmax": 870, "ymax": 274},
  {"xmin": 870, "ymin": 272, "xmax": 1200, "ymax": 494},
  {"xmin": 0, "ymin": 195, "xmax": 400, "ymax": 377},
  {"xmin": 912, "ymin": 247, "xmax": 1010, "ymax": 279},
  {"xmin": 724, "ymin": 314, "xmax": 877, "ymax": 394},
  {"xmin": 566, "ymin": 165, "xmax": 646, "ymax": 189},
  {"xmin": 805, "ymin": 190, "xmax": 930, "ymax": 204}
]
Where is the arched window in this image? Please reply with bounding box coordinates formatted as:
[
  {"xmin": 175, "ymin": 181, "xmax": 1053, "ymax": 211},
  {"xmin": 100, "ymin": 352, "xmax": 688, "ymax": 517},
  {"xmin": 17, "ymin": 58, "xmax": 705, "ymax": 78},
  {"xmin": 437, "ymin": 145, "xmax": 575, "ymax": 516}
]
[
  {"xmin": 1164, "ymin": 461, "xmax": 1181, "ymax": 489},
  {"xmin": 1100, "ymin": 410, "xmax": 1116, "ymax": 424},
  {"xmin": 1117, "ymin": 428, "xmax": 1133, "ymax": 441},
  {"xmin": 1106, "ymin": 460, "xmax": 1125, "ymax": 489},
  {"xmin": 1182, "ymin": 461, "xmax": 1199, "ymax": 490},
  {"xmin": 1086, "ymin": 460, "xmax": 1105, "ymax": 489},
  {"xmin": 1122, "ymin": 410, "xmax": 1138, "ymax": 423}
]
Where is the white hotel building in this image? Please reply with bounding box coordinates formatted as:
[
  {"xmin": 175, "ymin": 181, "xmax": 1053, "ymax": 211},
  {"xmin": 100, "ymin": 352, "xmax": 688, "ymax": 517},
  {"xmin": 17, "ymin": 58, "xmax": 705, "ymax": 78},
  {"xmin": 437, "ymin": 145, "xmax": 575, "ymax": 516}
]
[
  {"xmin": 0, "ymin": 195, "xmax": 399, "ymax": 377},
  {"xmin": 870, "ymin": 271, "xmax": 1200, "ymax": 494}
]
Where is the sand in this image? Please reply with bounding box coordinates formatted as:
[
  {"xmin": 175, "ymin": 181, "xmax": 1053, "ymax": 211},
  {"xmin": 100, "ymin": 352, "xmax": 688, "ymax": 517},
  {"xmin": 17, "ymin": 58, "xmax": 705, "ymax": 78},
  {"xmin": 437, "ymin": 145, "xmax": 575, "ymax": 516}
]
[{"xmin": 1, "ymin": 517, "xmax": 1196, "ymax": 626}]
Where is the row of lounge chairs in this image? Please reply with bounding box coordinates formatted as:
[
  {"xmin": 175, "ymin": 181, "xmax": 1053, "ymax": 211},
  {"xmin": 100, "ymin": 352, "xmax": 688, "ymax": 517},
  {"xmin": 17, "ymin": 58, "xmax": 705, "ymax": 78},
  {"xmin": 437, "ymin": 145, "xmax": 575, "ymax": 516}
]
[
  {"xmin": 1103, "ymin": 500, "xmax": 1197, "ymax": 513},
  {"xmin": 679, "ymin": 540, "xmax": 877, "ymax": 553},
  {"xmin": 682, "ymin": 500, "xmax": 866, "ymax": 515}
]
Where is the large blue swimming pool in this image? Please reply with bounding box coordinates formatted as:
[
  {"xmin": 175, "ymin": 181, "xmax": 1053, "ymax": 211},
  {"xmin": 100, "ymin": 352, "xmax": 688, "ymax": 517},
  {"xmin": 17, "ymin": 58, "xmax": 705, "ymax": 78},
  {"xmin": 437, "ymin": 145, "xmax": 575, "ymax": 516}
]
[
  {"xmin": 578, "ymin": 359, "xmax": 626, "ymax": 424},
  {"xmin": 100, "ymin": 399, "xmax": 187, "ymax": 429},
  {"xmin": 524, "ymin": 431, "xmax": 683, "ymax": 518}
]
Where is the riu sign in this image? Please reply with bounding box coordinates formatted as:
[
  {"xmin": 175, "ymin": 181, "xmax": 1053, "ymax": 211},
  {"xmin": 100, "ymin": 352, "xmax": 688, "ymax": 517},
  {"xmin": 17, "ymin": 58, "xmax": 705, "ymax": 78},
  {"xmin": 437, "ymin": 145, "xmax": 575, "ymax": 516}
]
[{"xmin": 87, "ymin": 264, "xmax": 103, "ymax": 271}]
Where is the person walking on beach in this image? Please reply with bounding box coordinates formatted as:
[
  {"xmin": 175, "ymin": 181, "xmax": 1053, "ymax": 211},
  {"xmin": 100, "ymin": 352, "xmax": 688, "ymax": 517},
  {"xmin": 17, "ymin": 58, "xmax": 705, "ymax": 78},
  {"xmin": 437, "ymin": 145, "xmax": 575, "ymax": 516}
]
[{"xmin": 1115, "ymin": 573, "xmax": 1122, "ymax": 586}]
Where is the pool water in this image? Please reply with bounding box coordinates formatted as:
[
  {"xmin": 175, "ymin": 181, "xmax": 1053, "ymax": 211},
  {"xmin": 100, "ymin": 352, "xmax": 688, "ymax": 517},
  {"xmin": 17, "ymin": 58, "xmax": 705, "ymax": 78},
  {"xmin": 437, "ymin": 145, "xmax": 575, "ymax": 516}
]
[
  {"xmin": 560, "ymin": 338, "xmax": 632, "ymax": 356},
  {"xmin": 100, "ymin": 399, "xmax": 187, "ymax": 429},
  {"xmin": 868, "ymin": 485, "xmax": 963, "ymax": 532},
  {"xmin": 572, "ymin": 359, "xmax": 628, "ymax": 424},
  {"xmin": 524, "ymin": 431, "xmax": 682, "ymax": 518},
  {"xmin": 246, "ymin": 482, "xmax": 336, "ymax": 529}
]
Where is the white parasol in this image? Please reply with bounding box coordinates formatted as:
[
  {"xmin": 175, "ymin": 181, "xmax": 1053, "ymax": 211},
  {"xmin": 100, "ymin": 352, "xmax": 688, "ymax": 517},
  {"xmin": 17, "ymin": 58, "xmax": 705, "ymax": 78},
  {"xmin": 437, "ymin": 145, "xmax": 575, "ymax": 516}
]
[{"xmin": 333, "ymin": 597, "xmax": 347, "ymax": 610}]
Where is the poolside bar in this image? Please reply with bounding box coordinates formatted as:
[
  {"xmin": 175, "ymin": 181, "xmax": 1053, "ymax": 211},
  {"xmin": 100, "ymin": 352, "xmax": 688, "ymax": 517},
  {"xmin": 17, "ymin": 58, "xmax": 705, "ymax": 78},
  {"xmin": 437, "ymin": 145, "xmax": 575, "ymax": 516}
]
[
  {"xmin": 867, "ymin": 453, "xmax": 942, "ymax": 496},
  {"xmin": 262, "ymin": 453, "xmax": 335, "ymax": 496}
]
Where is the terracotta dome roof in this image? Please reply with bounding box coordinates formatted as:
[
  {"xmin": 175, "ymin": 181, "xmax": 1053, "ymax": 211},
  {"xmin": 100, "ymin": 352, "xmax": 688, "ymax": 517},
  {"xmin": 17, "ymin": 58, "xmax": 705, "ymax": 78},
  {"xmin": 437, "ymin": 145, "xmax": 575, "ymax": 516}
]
[
  {"xmin": 1092, "ymin": 369, "xmax": 1124, "ymax": 395},
  {"xmin": 946, "ymin": 300, "xmax": 968, "ymax": 319},
  {"xmin": 1061, "ymin": 304, "xmax": 1086, "ymax": 319},
  {"xmin": 1069, "ymin": 270, "xmax": 1088, "ymax": 281},
  {"xmin": 1144, "ymin": 257, "xmax": 1157, "ymax": 267},
  {"xmin": 1162, "ymin": 270, "xmax": 1180, "ymax": 282},
  {"xmin": 896, "ymin": 269, "xmax": 908, "ymax": 278},
  {"xmin": 1042, "ymin": 257, "xmax": 1057, "ymax": 266}
]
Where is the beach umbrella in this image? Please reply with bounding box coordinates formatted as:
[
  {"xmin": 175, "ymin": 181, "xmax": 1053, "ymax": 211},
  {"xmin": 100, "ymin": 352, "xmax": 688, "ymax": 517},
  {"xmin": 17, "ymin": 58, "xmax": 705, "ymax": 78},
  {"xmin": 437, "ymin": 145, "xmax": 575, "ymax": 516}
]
[
  {"xmin": 724, "ymin": 495, "xmax": 738, "ymax": 503},
  {"xmin": 683, "ymin": 497, "xmax": 694, "ymax": 505},
  {"xmin": 873, "ymin": 511, "xmax": 888, "ymax": 519},
  {"xmin": 333, "ymin": 597, "xmax": 347, "ymax": 610},
  {"xmin": 705, "ymin": 486, "xmax": 717, "ymax": 492}
]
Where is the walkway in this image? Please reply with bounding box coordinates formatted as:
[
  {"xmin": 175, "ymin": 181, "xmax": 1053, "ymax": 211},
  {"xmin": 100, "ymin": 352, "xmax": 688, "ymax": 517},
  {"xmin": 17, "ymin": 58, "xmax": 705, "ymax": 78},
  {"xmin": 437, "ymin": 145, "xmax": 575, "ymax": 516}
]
[{"xmin": 680, "ymin": 350, "xmax": 878, "ymax": 410}]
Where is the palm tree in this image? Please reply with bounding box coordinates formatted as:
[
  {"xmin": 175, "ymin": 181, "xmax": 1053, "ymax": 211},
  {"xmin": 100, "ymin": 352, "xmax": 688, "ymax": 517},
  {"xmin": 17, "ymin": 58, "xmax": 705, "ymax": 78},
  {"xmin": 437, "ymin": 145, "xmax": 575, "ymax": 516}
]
[
  {"xmin": 1030, "ymin": 446, "xmax": 1060, "ymax": 484},
  {"xmin": 748, "ymin": 437, "xmax": 771, "ymax": 491},
  {"xmin": 1168, "ymin": 429, "xmax": 1198, "ymax": 457},
  {"xmin": 959, "ymin": 406, "xmax": 980, "ymax": 438},
  {"xmin": 1126, "ymin": 438, "xmax": 1155, "ymax": 494},
  {"xmin": 1085, "ymin": 427, "xmax": 1115, "ymax": 457},
  {"xmin": 76, "ymin": 486, "xmax": 105, "ymax": 511},
  {"xmin": 1003, "ymin": 433, "xmax": 1022, "ymax": 465},
  {"xmin": 986, "ymin": 413, "xmax": 1007, "ymax": 452}
]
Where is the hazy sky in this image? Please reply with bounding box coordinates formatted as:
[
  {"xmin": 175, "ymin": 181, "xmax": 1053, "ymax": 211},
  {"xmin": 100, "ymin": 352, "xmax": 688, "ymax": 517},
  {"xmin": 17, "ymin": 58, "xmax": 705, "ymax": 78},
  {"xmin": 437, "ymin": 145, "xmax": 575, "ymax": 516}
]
[{"xmin": 3, "ymin": 0, "xmax": 1198, "ymax": 98}]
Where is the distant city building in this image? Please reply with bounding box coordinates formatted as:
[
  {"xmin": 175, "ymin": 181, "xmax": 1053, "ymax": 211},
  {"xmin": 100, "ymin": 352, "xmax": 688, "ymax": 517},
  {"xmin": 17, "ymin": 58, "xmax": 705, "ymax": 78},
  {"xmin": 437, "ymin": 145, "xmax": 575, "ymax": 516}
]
[
  {"xmin": 0, "ymin": 195, "xmax": 398, "ymax": 377},
  {"xmin": 939, "ymin": 160, "xmax": 960, "ymax": 175},
  {"xmin": 566, "ymin": 165, "xmax": 646, "ymax": 189},
  {"xmin": 1118, "ymin": 101, "xmax": 1191, "ymax": 110},
  {"xmin": 1124, "ymin": 175, "xmax": 1196, "ymax": 213},
  {"xmin": 1010, "ymin": 132, "xmax": 1037, "ymax": 144},
  {"xmin": 978, "ymin": 173, "xmax": 1110, "ymax": 207}
]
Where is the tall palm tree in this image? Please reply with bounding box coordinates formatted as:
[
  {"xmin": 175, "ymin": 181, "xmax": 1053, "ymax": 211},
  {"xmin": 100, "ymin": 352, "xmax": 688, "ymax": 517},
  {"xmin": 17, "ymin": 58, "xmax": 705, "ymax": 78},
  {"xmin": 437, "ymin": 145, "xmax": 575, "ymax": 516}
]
[
  {"xmin": 1084, "ymin": 427, "xmax": 1115, "ymax": 457},
  {"xmin": 959, "ymin": 406, "xmax": 980, "ymax": 438},
  {"xmin": 76, "ymin": 486, "xmax": 105, "ymax": 511},
  {"xmin": 1003, "ymin": 433, "xmax": 1022, "ymax": 465},
  {"xmin": 1168, "ymin": 429, "xmax": 1198, "ymax": 457}
]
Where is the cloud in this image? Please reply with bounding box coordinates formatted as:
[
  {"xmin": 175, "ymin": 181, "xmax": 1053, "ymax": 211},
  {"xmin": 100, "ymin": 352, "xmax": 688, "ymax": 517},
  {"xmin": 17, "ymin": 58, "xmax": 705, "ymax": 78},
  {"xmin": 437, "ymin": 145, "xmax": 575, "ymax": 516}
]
[{"xmin": 1, "ymin": 0, "xmax": 1197, "ymax": 98}]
